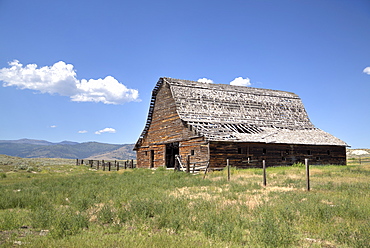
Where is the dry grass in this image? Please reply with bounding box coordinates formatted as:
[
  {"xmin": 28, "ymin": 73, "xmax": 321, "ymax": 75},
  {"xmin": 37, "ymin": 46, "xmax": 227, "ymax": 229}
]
[{"xmin": 1, "ymin": 156, "xmax": 370, "ymax": 247}]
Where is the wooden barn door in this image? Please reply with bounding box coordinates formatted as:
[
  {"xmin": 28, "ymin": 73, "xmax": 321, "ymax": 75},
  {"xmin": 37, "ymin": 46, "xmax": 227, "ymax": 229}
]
[{"xmin": 166, "ymin": 142, "xmax": 179, "ymax": 168}]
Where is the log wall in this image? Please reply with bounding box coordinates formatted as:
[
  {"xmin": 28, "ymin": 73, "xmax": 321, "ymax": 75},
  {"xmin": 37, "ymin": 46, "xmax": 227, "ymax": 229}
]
[
  {"xmin": 136, "ymin": 82, "xmax": 201, "ymax": 168},
  {"xmin": 179, "ymin": 137, "xmax": 209, "ymax": 164},
  {"xmin": 209, "ymin": 141, "xmax": 346, "ymax": 168},
  {"xmin": 136, "ymin": 80, "xmax": 346, "ymax": 169}
]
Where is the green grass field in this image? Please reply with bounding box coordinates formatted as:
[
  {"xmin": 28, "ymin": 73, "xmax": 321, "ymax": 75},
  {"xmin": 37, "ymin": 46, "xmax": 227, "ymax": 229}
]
[{"xmin": 1, "ymin": 154, "xmax": 369, "ymax": 247}]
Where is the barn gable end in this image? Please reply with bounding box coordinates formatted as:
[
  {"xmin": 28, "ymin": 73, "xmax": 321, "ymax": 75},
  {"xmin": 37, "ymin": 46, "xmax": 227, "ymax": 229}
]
[
  {"xmin": 135, "ymin": 78, "xmax": 347, "ymax": 168},
  {"xmin": 135, "ymin": 79, "xmax": 208, "ymax": 168}
]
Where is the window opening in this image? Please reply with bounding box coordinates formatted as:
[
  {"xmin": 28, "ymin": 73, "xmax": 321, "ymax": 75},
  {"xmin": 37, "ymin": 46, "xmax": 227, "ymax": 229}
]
[{"xmin": 150, "ymin": 150, "xmax": 154, "ymax": 168}]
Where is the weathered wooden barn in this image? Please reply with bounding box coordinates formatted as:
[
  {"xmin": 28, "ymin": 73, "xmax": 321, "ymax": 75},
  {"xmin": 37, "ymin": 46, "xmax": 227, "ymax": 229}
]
[{"xmin": 134, "ymin": 78, "xmax": 347, "ymax": 169}]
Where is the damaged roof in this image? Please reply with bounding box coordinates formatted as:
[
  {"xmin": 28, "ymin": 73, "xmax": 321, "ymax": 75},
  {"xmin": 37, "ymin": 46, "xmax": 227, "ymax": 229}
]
[{"xmin": 136, "ymin": 77, "xmax": 347, "ymax": 147}]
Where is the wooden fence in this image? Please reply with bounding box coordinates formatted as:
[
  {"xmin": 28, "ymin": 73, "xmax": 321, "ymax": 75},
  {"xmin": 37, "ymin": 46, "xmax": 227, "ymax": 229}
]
[
  {"xmin": 175, "ymin": 155, "xmax": 312, "ymax": 191},
  {"xmin": 174, "ymin": 155, "xmax": 210, "ymax": 175},
  {"xmin": 76, "ymin": 159, "xmax": 136, "ymax": 171},
  {"xmin": 77, "ymin": 156, "xmax": 347, "ymax": 191}
]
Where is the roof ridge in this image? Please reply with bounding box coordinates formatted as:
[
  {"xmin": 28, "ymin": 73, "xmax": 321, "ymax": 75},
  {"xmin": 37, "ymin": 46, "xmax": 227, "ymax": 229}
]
[{"xmin": 161, "ymin": 77, "xmax": 298, "ymax": 97}]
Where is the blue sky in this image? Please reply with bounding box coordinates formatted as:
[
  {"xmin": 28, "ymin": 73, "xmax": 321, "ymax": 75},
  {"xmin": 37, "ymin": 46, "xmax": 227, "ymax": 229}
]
[{"xmin": 0, "ymin": 0, "xmax": 369, "ymax": 148}]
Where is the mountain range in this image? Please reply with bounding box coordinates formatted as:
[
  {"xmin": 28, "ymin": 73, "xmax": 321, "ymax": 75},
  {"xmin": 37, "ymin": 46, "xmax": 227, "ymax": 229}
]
[{"xmin": 0, "ymin": 139, "xmax": 136, "ymax": 160}]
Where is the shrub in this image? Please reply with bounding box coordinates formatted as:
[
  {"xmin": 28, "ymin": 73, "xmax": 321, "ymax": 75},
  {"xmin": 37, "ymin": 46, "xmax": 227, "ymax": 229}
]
[
  {"xmin": 292, "ymin": 162, "xmax": 305, "ymax": 167},
  {"xmin": 14, "ymin": 163, "xmax": 29, "ymax": 170}
]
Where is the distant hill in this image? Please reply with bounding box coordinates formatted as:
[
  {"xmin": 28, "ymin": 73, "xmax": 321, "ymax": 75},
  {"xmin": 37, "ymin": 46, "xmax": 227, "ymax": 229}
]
[
  {"xmin": 347, "ymin": 148, "xmax": 370, "ymax": 159},
  {"xmin": 0, "ymin": 138, "xmax": 54, "ymax": 146},
  {"xmin": 0, "ymin": 139, "xmax": 80, "ymax": 146},
  {"xmin": 85, "ymin": 144, "xmax": 136, "ymax": 160},
  {"xmin": 0, "ymin": 139, "xmax": 136, "ymax": 159}
]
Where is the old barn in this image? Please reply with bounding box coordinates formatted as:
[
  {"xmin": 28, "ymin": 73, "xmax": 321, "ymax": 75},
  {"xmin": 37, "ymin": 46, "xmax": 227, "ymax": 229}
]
[{"xmin": 134, "ymin": 78, "xmax": 347, "ymax": 169}]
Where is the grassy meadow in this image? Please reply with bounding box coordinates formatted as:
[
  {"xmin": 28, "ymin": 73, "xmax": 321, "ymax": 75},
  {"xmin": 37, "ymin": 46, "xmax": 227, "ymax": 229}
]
[{"xmin": 0, "ymin": 154, "xmax": 370, "ymax": 247}]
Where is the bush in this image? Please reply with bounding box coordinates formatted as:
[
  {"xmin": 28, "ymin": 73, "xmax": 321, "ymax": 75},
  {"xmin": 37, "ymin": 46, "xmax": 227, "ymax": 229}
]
[{"xmin": 292, "ymin": 162, "xmax": 305, "ymax": 167}]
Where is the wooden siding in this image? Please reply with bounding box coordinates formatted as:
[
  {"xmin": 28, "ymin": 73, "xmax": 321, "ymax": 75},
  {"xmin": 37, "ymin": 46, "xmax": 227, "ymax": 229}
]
[
  {"xmin": 179, "ymin": 137, "xmax": 209, "ymax": 165},
  {"xmin": 136, "ymin": 82, "xmax": 202, "ymax": 168},
  {"xmin": 135, "ymin": 78, "xmax": 347, "ymax": 169},
  {"xmin": 209, "ymin": 142, "xmax": 346, "ymax": 168}
]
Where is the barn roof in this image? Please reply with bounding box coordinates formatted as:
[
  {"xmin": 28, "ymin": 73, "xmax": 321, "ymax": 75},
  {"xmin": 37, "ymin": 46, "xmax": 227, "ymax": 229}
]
[{"xmin": 136, "ymin": 77, "xmax": 347, "ymax": 147}]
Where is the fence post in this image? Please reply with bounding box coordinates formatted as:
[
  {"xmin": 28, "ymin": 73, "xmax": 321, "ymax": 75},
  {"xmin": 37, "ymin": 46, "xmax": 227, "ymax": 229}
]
[
  {"xmin": 203, "ymin": 162, "xmax": 210, "ymax": 179},
  {"xmin": 102, "ymin": 160, "xmax": 105, "ymax": 171},
  {"xmin": 97, "ymin": 160, "xmax": 100, "ymax": 170},
  {"xmin": 117, "ymin": 161, "xmax": 119, "ymax": 171},
  {"xmin": 174, "ymin": 156, "xmax": 179, "ymax": 172},
  {"xmin": 81, "ymin": 159, "xmax": 84, "ymax": 165},
  {"xmin": 305, "ymin": 158, "xmax": 310, "ymax": 191},
  {"xmin": 131, "ymin": 159, "xmax": 134, "ymax": 168},
  {"xmin": 186, "ymin": 155, "xmax": 190, "ymax": 173},
  {"xmin": 76, "ymin": 159, "xmax": 79, "ymax": 166},
  {"xmin": 227, "ymin": 159, "xmax": 230, "ymax": 181},
  {"xmin": 124, "ymin": 161, "xmax": 127, "ymax": 169},
  {"xmin": 108, "ymin": 162, "xmax": 111, "ymax": 171},
  {"xmin": 263, "ymin": 160, "xmax": 267, "ymax": 186}
]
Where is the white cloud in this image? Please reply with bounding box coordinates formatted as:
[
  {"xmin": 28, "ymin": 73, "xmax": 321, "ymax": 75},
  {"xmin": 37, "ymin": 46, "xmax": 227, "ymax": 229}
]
[
  {"xmin": 95, "ymin": 127, "xmax": 116, "ymax": 135},
  {"xmin": 197, "ymin": 78, "xmax": 214, "ymax": 84},
  {"xmin": 50, "ymin": 125, "xmax": 57, "ymax": 128},
  {"xmin": 363, "ymin": 67, "xmax": 370, "ymax": 75},
  {"xmin": 0, "ymin": 60, "xmax": 139, "ymax": 104},
  {"xmin": 229, "ymin": 77, "xmax": 251, "ymax": 87},
  {"xmin": 78, "ymin": 130, "xmax": 88, "ymax": 134}
]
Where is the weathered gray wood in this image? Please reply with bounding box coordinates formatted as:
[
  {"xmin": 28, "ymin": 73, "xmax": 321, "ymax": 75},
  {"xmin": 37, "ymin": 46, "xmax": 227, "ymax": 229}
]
[
  {"xmin": 305, "ymin": 158, "xmax": 310, "ymax": 191},
  {"xmin": 262, "ymin": 160, "xmax": 266, "ymax": 186},
  {"xmin": 134, "ymin": 77, "xmax": 347, "ymax": 169},
  {"xmin": 227, "ymin": 159, "xmax": 230, "ymax": 181},
  {"xmin": 186, "ymin": 155, "xmax": 190, "ymax": 173},
  {"xmin": 203, "ymin": 162, "xmax": 210, "ymax": 179}
]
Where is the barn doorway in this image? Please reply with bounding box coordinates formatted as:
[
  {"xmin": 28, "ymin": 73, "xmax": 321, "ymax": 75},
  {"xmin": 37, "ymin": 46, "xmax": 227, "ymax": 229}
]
[{"xmin": 166, "ymin": 142, "xmax": 179, "ymax": 168}]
